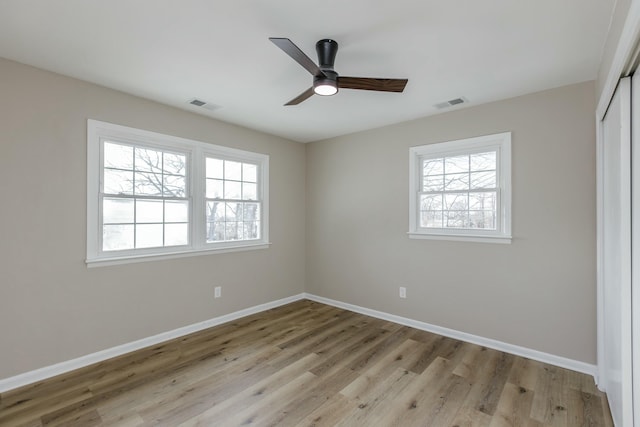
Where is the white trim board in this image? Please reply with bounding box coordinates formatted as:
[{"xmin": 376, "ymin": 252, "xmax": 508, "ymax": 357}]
[
  {"xmin": 304, "ymin": 293, "xmax": 597, "ymax": 378},
  {"xmin": 596, "ymin": 0, "xmax": 640, "ymax": 120},
  {"xmin": 0, "ymin": 293, "xmax": 306, "ymax": 393},
  {"xmin": 0, "ymin": 292, "xmax": 596, "ymax": 393}
]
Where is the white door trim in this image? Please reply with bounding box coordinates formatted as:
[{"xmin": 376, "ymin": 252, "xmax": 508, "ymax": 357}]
[
  {"xmin": 595, "ymin": 0, "xmax": 640, "ymax": 399},
  {"xmin": 596, "ymin": 1, "xmax": 640, "ymax": 120},
  {"xmin": 599, "ymin": 76, "xmax": 634, "ymax": 426},
  {"xmin": 632, "ymin": 72, "xmax": 640, "ymax": 425}
]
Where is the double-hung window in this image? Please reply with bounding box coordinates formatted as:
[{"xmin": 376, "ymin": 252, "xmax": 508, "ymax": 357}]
[
  {"xmin": 409, "ymin": 132, "xmax": 511, "ymax": 243},
  {"xmin": 87, "ymin": 120, "xmax": 269, "ymax": 266},
  {"xmin": 101, "ymin": 142, "xmax": 190, "ymax": 251},
  {"xmin": 204, "ymin": 157, "xmax": 261, "ymax": 242}
]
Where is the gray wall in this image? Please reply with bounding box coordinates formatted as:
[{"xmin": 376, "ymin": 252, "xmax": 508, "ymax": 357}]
[
  {"xmin": 306, "ymin": 81, "xmax": 597, "ymax": 363},
  {"xmin": 0, "ymin": 55, "xmax": 598, "ymax": 379},
  {"xmin": 0, "ymin": 58, "xmax": 306, "ymax": 379}
]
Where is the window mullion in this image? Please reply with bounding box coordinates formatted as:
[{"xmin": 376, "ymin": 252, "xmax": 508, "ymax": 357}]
[
  {"xmin": 191, "ymin": 146, "xmax": 204, "ymax": 250},
  {"xmin": 161, "ymin": 152, "xmax": 165, "ymax": 248},
  {"xmin": 419, "ymin": 188, "xmax": 497, "ymax": 196},
  {"xmin": 132, "ymin": 149, "xmax": 137, "ymax": 250},
  {"xmin": 101, "ymin": 193, "xmax": 188, "ymax": 201}
]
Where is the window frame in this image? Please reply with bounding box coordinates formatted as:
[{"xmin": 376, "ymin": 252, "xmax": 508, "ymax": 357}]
[
  {"xmin": 201, "ymin": 150, "xmax": 264, "ymax": 246},
  {"xmin": 99, "ymin": 139, "xmax": 192, "ymax": 255},
  {"xmin": 87, "ymin": 120, "xmax": 269, "ymax": 267},
  {"xmin": 408, "ymin": 132, "xmax": 512, "ymax": 243}
]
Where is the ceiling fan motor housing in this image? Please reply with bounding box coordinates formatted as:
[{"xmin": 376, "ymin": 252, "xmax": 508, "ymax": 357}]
[
  {"xmin": 314, "ymin": 70, "xmax": 338, "ymax": 85},
  {"xmin": 314, "ymin": 39, "xmax": 339, "ymax": 95},
  {"xmin": 316, "ymin": 39, "xmax": 338, "ymax": 70}
]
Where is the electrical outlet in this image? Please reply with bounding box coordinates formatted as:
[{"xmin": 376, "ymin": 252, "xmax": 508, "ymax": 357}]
[
  {"xmin": 214, "ymin": 286, "xmax": 221, "ymax": 298},
  {"xmin": 399, "ymin": 287, "xmax": 407, "ymax": 299}
]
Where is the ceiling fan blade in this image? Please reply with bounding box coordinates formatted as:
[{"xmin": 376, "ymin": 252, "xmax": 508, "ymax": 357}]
[
  {"xmin": 269, "ymin": 38, "xmax": 325, "ymax": 77},
  {"xmin": 338, "ymin": 77, "xmax": 408, "ymax": 92},
  {"xmin": 285, "ymin": 87, "xmax": 315, "ymax": 106}
]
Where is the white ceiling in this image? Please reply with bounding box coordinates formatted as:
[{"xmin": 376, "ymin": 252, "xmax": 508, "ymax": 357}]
[{"xmin": 0, "ymin": 0, "xmax": 615, "ymax": 143}]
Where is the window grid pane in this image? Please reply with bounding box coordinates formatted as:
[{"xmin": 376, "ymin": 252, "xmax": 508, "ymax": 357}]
[
  {"xmin": 420, "ymin": 150, "xmax": 498, "ymax": 231},
  {"xmin": 101, "ymin": 141, "xmax": 189, "ymax": 251},
  {"xmin": 205, "ymin": 157, "xmax": 261, "ymax": 243}
]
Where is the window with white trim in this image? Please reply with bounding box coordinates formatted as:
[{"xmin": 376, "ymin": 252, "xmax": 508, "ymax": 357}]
[
  {"xmin": 409, "ymin": 132, "xmax": 511, "ymax": 243},
  {"xmin": 101, "ymin": 142, "xmax": 190, "ymax": 251},
  {"xmin": 87, "ymin": 120, "xmax": 269, "ymax": 266},
  {"xmin": 205, "ymin": 157, "xmax": 261, "ymax": 242}
]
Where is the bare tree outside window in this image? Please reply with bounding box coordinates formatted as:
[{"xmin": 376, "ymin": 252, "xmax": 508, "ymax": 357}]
[
  {"xmin": 419, "ymin": 151, "xmax": 498, "ymax": 230},
  {"xmin": 88, "ymin": 119, "xmax": 270, "ymax": 263},
  {"xmin": 205, "ymin": 158, "xmax": 261, "ymax": 243},
  {"xmin": 102, "ymin": 142, "xmax": 189, "ymax": 251}
]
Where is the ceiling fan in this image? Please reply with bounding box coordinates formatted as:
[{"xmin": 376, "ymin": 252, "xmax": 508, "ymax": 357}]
[{"xmin": 269, "ymin": 37, "xmax": 408, "ymax": 106}]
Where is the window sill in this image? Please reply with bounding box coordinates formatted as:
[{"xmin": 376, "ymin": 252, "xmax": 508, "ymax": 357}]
[
  {"xmin": 86, "ymin": 242, "xmax": 271, "ymax": 267},
  {"xmin": 407, "ymin": 232, "xmax": 511, "ymax": 244}
]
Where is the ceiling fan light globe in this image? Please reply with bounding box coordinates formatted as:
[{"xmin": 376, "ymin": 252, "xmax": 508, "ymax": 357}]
[{"xmin": 314, "ymin": 83, "xmax": 338, "ymax": 96}]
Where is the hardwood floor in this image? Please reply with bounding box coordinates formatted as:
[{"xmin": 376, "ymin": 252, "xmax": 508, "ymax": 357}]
[{"xmin": 0, "ymin": 300, "xmax": 613, "ymax": 426}]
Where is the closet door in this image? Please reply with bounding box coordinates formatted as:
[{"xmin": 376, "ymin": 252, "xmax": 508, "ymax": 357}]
[
  {"xmin": 601, "ymin": 76, "xmax": 633, "ymax": 426},
  {"xmin": 632, "ymin": 72, "xmax": 640, "ymax": 424}
]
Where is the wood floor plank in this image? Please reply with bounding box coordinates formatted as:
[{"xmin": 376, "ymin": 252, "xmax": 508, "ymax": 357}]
[
  {"xmin": 417, "ymin": 373, "xmax": 473, "ymax": 426},
  {"xmin": 339, "ymin": 338, "xmax": 425, "ymax": 401},
  {"xmin": 476, "ymin": 351, "xmax": 515, "ymax": 416},
  {"xmin": 0, "ymin": 385, "xmax": 94, "ymax": 426},
  {"xmin": 452, "ymin": 342, "xmax": 486, "ymax": 380},
  {"xmin": 174, "ymin": 353, "xmax": 320, "ymax": 426},
  {"xmin": 135, "ymin": 348, "xmax": 285, "ymax": 424},
  {"xmin": 96, "ymin": 412, "xmax": 144, "ymax": 427},
  {"xmin": 308, "ymin": 328, "xmax": 391, "ymax": 377},
  {"xmin": 451, "ymin": 347, "xmax": 513, "ymax": 418},
  {"xmin": 346, "ymin": 325, "xmax": 416, "ymax": 372},
  {"xmin": 295, "ymin": 393, "xmax": 356, "ymax": 427},
  {"xmin": 42, "ymin": 408, "xmax": 103, "ymax": 427},
  {"xmin": 0, "ymin": 300, "xmax": 613, "ymax": 426},
  {"xmin": 507, "ymin": 357, "xmax": 543, "ymax": 392},
  {"xmin": 11, "ymin": 419, "xmax": 44, "ymax": 427},
  {"xmin": 530, "ymin": 364, "xmax": 569, "ymax": 426},
  {"xmin": 210, "ymin": 370, "xmax": 319, "ymax": 426},
  {"xmin": 450, "ymin": 406, "xmax": 494, "ymax": 427},
  {"xmin": 260, "ymin": 367, "xmax": 360, "ymax": 426},
  {"xmin": 488, "ymin": 382, "xmax": 536, "ymax": 427},
  {"xmin": 106, "ymin": 345, "xmax": 279, "ymax": 416},
  {"xmin": 405, "ymin": 334, "xmax": 441, "ymax": 374},
  {"xmin": 364, "ymin": 356, "xmax": 454, "ymax": 426},
  {"xmin": 275, "ymin": 310, "xmax": 358, "ymax": 351},
  {"xmin": 564, "ymin": 388, "xmax": 607, "ymax": 427},
  {"xmin": 601, "ymin": 393, "xmax": 615, "ymax": 427},
  {"xmin": 335, "ymin": 367, "xmax": 418, "ymax": 426}
]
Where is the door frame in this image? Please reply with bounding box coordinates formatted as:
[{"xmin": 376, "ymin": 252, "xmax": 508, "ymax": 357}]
[
  {"xmin": 596, "ymin": 3, "xmax": 640, "ymax": 424},
  {"xmin": 600, "ymin": 76, "xmax": 633, "ymax": 426},
  {"xmin": 633, "ymin": 72, "xmax": 640, "ymax": 425}
]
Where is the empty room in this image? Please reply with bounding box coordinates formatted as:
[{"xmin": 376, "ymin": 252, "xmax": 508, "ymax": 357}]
[{"xmin": 0, "ymin": 1, "xmax": 638, "ymax": 426}]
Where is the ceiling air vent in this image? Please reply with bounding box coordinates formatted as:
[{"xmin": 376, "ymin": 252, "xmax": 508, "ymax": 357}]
[
  {"xmin": 188, "ymin": 98, "xmax": 221, "ymax": 111},
  {"xmin": 434, "ymin": 97, "xmax": 467, "ymax": 109}
]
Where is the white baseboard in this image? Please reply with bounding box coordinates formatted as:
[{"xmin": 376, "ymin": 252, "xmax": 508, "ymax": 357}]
[
  {"xmin": 0, "ymin": 293, "xmax": 306, "ymax": 393},
  {"xmin": 0, "ymin": 292, "xmax": 597, "ymax": 393},
  {"xmin": 304, "ymin": 293, "xmax": 597, "ymax": 378}
]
